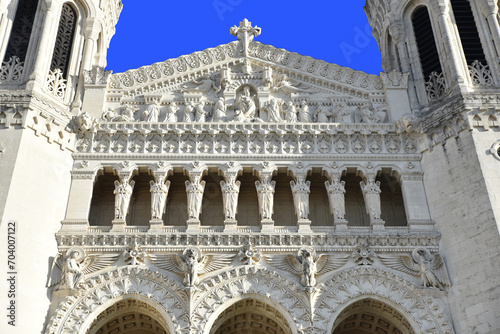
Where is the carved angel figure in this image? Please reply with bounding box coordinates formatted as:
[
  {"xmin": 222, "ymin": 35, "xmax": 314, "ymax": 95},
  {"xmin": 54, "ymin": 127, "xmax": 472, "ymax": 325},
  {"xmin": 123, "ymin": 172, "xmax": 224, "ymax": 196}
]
[
  {"xmin": 290, "ymin": 179, "xmax": 311, "ymax": 220},
  {"xmin": 150, "ymin": 178, "xmax": 170, "ymax": 220},
  {"xmin": 150, "ymin": 247, "xmax": 234, "ymax": 287},
  {"xmin": 220, "ymin": 178, "xmax": 241, "ymax": 220},
  {"xmin": 114, "ymin": 179, "xmax": 135, "ymax": 220},
  {"xmin": 273, "ymin": 75, "xmax": 310, "ymax": 94},
  {"xmin": 325, "ymin": 177, "xmax": 346, "ymax": 220},
  {"xmin": 255, "ymin": 177, "xmax": 276, "ymax": 220},
  {"xmin": 185, "ymin": 176, "xmax": 206, "ymax": 220},
  {"xmin": 47, "ymin": 247, "xmax": 119, "ymax": 290},
  {"xmin": 360, "ymin": 178, "xmax": 381, "ymax": 220},
  {"xmin": 181, "ymin": 75, "xmax": 221, "ymax": 94},
  {"xmin": 267, "ymin": 248, "xmax": 349, "ymax": 290},
  {"xmin": 380, "ymin": 248, "xmax": 451, "ymax": 290}
]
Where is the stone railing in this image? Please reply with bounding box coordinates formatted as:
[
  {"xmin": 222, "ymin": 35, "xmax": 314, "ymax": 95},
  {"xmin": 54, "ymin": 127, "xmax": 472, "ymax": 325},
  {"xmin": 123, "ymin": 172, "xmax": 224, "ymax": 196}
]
[
  {"xmin": 468, "ymin": 60, "xmax": 494, "ymax": 86},
  {"xmin": 46, "ymin": 68, "xmax": 67, "ymax": 99},
  {"xmin": 0, "ymin": 56, "xmax": 24, "ymax": 83},
  {"xmin": 425, "ymin": 71, "xmax": 446, "ymax": 101}
]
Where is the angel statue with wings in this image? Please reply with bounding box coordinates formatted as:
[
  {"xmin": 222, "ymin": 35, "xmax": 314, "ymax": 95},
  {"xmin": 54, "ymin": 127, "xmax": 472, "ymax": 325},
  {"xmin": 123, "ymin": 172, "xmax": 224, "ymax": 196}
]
[
  {"xmin": 380, "ymin": 248, "xmax": 451, "ymax": 290},
  {"xmin": 267, "ymin": 247, "xmax": 349, "ymax": 292},
  {"xmin": 150, "ymin": 247, "xmax": 234, "ymax": 288},
  {"xmin": 46, "ymin": 247, "xmax": 119, "ymax": 290}
]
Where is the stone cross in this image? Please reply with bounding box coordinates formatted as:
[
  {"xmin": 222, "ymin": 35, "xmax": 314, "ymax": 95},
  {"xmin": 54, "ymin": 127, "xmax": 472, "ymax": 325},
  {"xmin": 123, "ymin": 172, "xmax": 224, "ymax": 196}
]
[{"xmin": 230, "ymin": 19, "xmax": 261, "ymax": 57}]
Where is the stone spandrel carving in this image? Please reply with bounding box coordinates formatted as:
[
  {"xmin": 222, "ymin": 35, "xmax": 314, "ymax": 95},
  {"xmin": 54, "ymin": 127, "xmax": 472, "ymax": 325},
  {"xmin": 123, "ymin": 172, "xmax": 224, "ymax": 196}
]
[
  {"xmin": 123, "ymin": 242, "xmax": 145, "ymax": 265},
  {"xmin": 239, "ymin": 243, "xmax": 261, "ymax": 265},
  {"xmin": 379, "ymin": 248, "xmax": 451, "ymax": 290},
  {"xmin": 149, "ymin": 246, "xmax": 235, "ymax": 288},
  {"xmin": 267, "ymin": 247, "xmax": 349, "ymax": 291},
  {"xmin": 360, "ymin": 176, "xmax": 382, "ymax": 221},
  {"xmin": 352, "ymin": 242, "xmax": 375, "ymax": 265},
  {"xmin": 325, "ymin": 176, "xmax": 346, "ymax": 220},
  {"xmin": 47, "ymin": 247, "xmax": 119, "ymax": 290},
  {"xmin": 114, "ymin": 177, "xmax": 135, "ymax": 220}
]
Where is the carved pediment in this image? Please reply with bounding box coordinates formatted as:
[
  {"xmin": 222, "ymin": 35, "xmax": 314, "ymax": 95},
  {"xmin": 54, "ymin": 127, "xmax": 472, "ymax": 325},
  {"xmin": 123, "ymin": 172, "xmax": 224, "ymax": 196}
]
[{"xmin": 103, "ymin": 20, "xmax": 389, "ymax": 125}]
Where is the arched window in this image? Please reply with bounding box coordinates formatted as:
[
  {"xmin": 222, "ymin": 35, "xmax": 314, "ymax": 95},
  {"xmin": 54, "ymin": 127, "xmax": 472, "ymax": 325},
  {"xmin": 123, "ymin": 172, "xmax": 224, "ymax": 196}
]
[
  {"xmin": 411, "ymin": 6, "xmax": 442, "ymax": 80},
  {"xmin": 450, "ymin": 0, "xmax": 486, "ymax": 65},
  {"xmin": 1, "ymin": 0, "xmax": 39, "ymax": 81},
  {"xmin": 50, "ymin": 3, "xmax": 77, "ymax": 79}
]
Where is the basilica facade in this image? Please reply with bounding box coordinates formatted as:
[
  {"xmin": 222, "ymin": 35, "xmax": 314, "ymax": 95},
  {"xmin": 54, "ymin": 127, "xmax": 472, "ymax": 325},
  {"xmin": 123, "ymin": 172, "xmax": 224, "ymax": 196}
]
[{"xmin": 0, "ymin": 0, "xmax": 499, "ymax": 333}]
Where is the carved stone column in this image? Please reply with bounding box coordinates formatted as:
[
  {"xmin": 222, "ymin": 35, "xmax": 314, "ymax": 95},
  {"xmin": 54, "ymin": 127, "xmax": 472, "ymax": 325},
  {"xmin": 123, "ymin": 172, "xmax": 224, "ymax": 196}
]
[
  {"xmin": 288, "ymin": 163, "xmax": 312, "ymax": 233},
  {"xmin": 27, "ymin": 0, "xmax": 57, "ymax": 90},
  {"xmin": 360, "ymin": 174, "xmax": 384, "ymax": 231},
  {"xmin": 219, "ymin": 162, "xmax": 243, "ymax": 232},
  {"xmin": 253, "ymin": 162, "xmax": 277, "ymax": 233},
  {"xmin": 323, "ymin": 168, "xmax": 348, "ymax": 231},
  {"xmin": 60, "ymin": 168, "xmax": 98, "ymax": 232},
  {"xmin": 184, "ymin": 162, "xmax": 208, "ymax": 232},
  {"xmin": 148, "ymin": 162, "xmax": 173, "ymax": 232},
  {"xmin": 111, "ymin": 162, "xmax": 137, "ymax": 232},
  {"xmin": 430, "ymin": 1, "xmax": 466, "ymax": 86},
  {"xmin": 400, "ymin": 173, "xmax": 434, "ymax": 230}
]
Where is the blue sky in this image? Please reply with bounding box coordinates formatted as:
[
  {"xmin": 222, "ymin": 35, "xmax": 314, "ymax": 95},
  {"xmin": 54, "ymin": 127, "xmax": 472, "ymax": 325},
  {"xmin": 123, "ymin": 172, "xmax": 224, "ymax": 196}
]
[{"xmin": 106, "ymin": 1, "xmax": 383, "ymax": 75}]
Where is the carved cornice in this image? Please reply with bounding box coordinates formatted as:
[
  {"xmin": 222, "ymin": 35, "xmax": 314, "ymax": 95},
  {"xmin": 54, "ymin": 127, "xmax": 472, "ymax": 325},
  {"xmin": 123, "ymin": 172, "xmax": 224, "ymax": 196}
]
[{"xmin": 56, "ymin": 230, "xmax": 440, "ymax": 251}]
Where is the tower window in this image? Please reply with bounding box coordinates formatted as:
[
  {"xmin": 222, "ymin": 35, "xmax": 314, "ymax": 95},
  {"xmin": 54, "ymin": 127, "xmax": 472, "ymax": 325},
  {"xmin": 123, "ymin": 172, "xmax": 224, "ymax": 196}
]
[
  {"xmin": 450, "ymin": 0, "xmax": 486, "ymax": 65},
  {"xmin": 412, "ymin": 7, "xmax": 442, "ymax": 79},
  {"xmin": 3, "ymin": 0, "xmax": 39, "ymax": 63},
  {"xmin": 50, "ymin": 3, "xmax": 77, "ymax": 79}
]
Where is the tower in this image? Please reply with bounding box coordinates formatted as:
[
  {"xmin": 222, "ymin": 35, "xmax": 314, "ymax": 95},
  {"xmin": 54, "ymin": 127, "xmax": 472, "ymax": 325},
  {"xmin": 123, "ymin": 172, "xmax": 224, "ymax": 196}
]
[
  {"xmin": 0, "ymin": 0, "xmax": 122, "ymax": 332},
  {"xmin": 365, "ymin": 0, "xmax": 500, "ymax": 332}
]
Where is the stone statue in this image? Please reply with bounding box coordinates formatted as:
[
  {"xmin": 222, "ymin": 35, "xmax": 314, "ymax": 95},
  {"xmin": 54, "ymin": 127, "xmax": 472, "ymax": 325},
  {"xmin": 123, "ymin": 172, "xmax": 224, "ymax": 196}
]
[
  {"xmin": 267, "ymin": 98, "xmax": 283, "ymax": 122},
  {"xmin": 315, "ymin": 105, "xmax": 332, "ymax": 123},
  {"xmin": 144, "ymin": 102, "xmax": 160, "ymax": 122},
  {"xmin": 164, "ymin": 103, "xmax": 178, "ymax": 122},
  {"xmin": 150, "ymin": 247, "xmax": 235, "ymax": 288},
  {"xmin": 194, "ymin": 103, "xmax": 208, "ymax": 122},
  {"xmin": 220, "ymin": 177, "xmax": 241, "ymax": 220},
  {"xmin": 255, "ymin": 176, "xmax": 276, "ymax": 220},
  {"xmin": 235, "ymin": 86, "xmax": 257, "ymax": 120},
  {"xmin": 325, "ymin": 177, "xmax": 346, "ymax": 220},
  {"xmin": 212, "ymin": 97, "xmax": 226, "ymax": 122},
  {"xmin": 181, "ymin": 75, "xmax": 220, "ymax": 94},
  {"xmin": 356, "ymin": 104, "xmax": 375, "ymax": 123},
  {"xmin": 290, "ymin": 179, "xmax": 311, "ymax": 220},
  {"xmin": 185, "ymin": 176, "xmax": 206, "ymax": 220},
  {"xmin": 285, "ymin": 101, "xmax": 298, "ymax": 123},
  {"xmin": 267, "ymin": 247, "xmax": 349, "ymax": 291},
  {"xmin": 360, "ymin": 178, "xmax": 382, "ymax": 220},
  {"xmin": 183, "ymin": 103, "xmax": 195, "ymax": 122},
  {"xmin": 150, "ymin": 178, "xmax": 170, "ymax": 220},
  {"xmin": 273, "ymin": 75, "xmax": 310, "ymax": 94},
  {"xmin": 118, "ymin": 104, "xmax": 137, "ymax": 122},
  {"xmin": 72, "ymin": 111, "xmax": 97, "ymax": 133},
  {"xmin": 380, "ymin": 248, "xmax": 451, "ymax": 290},
  {"xmin": 47, "ymin": 247, "xmax": 119, "ymax": 290},
  {"xmin": 114, "ymin": 179, "xmax": 135, "ymax": 220},
  {"xmin": 298, "ymin": 101, "xmax": 311, "ymax": 122},
  {"xmin": 336, "ymin": 103, "xmax": 351, "ymax": 124}
]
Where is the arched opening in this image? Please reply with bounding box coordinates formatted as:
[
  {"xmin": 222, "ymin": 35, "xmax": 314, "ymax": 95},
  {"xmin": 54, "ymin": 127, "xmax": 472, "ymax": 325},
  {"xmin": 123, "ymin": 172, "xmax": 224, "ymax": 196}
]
[
  {"xmin": 450, "ymin": 0, "xmax": 487, "ymax": 66},
  {"xmin": 236, "ymin": 172, "xmax": 260, "ymax": 226},
  {"xmin": 342, "ymin": 172, "xmax": 370, "ymax": 226},
  {"xmin": 127, "ymin": 172, "xmax": 154, "ymax": 226},
  {"xmin": 377, "ymin": 171, "xmax": 408, "ymax": 226},
  {"xmin": 273, "ymin": 173, "xmax": 295, "ymax": 226},
  {"xmin": 86, "ymin": 298, "xmax": 170, "ymax": 334},
  {"xmin": 308, "ymin": 171, "xmax": 330, "ymax": 226},
  {"xmin": 332, "ymin": 298, "xmax": 415, "ymax": 334},
  {"xmin": 200, "ymin": 171, "xmax": 224, "ymax": 226},
  {"xmin": 88, "ymin": 171, "xmax": 117, "ymax": 226},
  {"xmin": 411, "ymin": 6, "xmax": 442, "ymax": 80},
  {"xmin": 210, "ymin": 298, "xmax": 292, "ymax": 334},
  {"xmin": 50, "ymin": 3, "xmax": 77, "ymax": 79},
  {"xmin": 164, "ymin": 171, "xmax": 189, "ymax": 226},
  {"xmin": 1, "ymin": 0, "xmax": 39, "ymax": 79}
]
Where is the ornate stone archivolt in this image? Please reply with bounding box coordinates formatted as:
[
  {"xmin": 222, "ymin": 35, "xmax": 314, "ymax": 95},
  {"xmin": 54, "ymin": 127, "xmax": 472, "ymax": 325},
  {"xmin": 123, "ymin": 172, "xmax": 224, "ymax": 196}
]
[
  {"xmin": 314, "ymin": 267, "xmax": 453, "ymax": 334},
  {"xmin": 44, "ymin": 267, "xmax": 189, "ymax": 334},
  {"xmin": 193, "ymin": 266, "xmax": 310, "ymax": 334}
]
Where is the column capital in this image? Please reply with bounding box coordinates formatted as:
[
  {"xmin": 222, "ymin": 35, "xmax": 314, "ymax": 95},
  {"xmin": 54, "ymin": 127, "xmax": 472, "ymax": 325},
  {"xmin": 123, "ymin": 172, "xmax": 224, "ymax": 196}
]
[
  {"xmin": 477, "ymin": 0, "xmax": 498, "ymax": 17},
  {"xmin": 148, "ymin": 161, "xmax": 173, "ymax": 180}
]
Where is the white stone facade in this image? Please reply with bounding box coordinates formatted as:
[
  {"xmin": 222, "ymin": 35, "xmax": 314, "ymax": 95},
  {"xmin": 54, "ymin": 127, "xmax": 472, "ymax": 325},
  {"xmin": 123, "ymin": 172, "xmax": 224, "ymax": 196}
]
[{"xmin": 0, "ymin": 0, "xmax": 499, "ymax": 333}]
